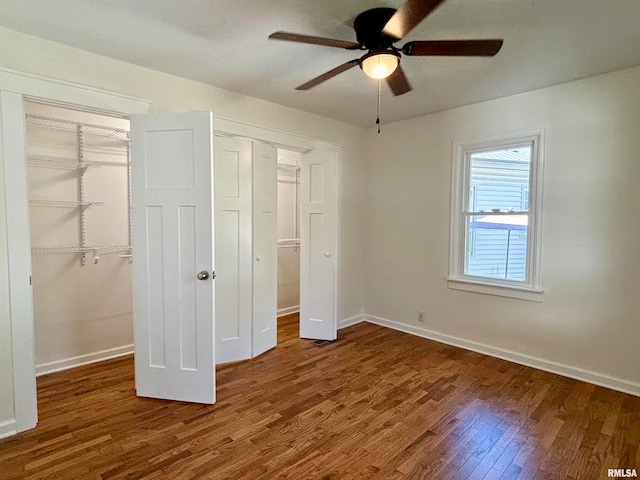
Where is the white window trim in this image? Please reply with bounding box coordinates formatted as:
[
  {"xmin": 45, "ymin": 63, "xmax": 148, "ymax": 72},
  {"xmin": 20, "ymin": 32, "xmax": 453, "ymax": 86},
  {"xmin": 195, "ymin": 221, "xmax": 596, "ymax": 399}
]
[{"xmin": 447, "ymin": 127, "xmax": 546, "ymax": 301}]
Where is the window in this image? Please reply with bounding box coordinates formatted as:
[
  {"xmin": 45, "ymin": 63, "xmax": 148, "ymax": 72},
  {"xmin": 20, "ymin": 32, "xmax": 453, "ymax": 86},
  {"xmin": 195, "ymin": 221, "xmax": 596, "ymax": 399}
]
[{"xmin": 448, "ymin": 128, "xmax": 545, "ymax": 300}]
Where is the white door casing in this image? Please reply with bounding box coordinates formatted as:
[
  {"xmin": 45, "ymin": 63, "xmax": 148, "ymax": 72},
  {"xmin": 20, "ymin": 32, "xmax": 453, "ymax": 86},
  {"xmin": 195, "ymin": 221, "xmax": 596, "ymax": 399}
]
[
  {"xmin": 299, "ymin": 151, "xmax": 338, "ymax": 341},
  {"xmin": 214, "ymin": 137, "xmax": 252, "ymax": 364},
  {"xmin": 0, "ymin": 90, "xmax": 37, "ymax": 433},
  {"xmin": 131, "ymin": 111, "xmax": 215, "ymax": 404},
  {"xmin": 252, "ymin": 142, "xmax": 278, "ymax": 357},
  {"xmin": 1, "ymin": 69, "xmax": 150, "ymax": 436}
]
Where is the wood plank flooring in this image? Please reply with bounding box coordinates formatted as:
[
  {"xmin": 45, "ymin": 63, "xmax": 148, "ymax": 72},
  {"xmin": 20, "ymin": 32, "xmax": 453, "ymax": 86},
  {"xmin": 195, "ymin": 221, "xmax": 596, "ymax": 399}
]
[{"xmin": 1, "ymin": 315, "xmax": 639, "ymax": 479}]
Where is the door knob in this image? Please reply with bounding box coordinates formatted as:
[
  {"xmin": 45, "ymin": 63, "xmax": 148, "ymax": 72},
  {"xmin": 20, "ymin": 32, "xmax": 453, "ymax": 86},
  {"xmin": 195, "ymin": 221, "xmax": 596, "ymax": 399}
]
[
  {"xmin": 197, "ymin": 270, "xmax": 209, "ymax": 280},
  {"xmin": 325, "ymin": 252, "xmax": 331, "ymax": 257}
]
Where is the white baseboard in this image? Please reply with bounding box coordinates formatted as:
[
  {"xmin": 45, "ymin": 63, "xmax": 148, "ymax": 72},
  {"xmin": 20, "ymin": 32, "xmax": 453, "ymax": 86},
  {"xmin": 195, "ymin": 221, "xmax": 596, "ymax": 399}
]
[
  {"xmin": 0, "ymin": 419, "xmax": 17, "ymax": 439},
  {"xmin": 339, "ymin": 314, "xmax": 365, "ymax": 330},
  {"xmin": 35, "ymin": 344, "xmax": 134, "ymax": 377},
  {"xmin": 364, "ymin": 314, "xmax": 640, "ymax": 398},
  {"xmin": 277, "ymin": 305, "xmax": 300, "ymax": 317}
]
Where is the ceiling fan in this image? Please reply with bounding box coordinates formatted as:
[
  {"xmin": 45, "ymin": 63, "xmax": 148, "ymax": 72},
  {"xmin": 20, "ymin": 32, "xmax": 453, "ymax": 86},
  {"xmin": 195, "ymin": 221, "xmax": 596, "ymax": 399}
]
[{"xmin": 268, "ymin": 0, "xmax": 503, "ymax": 96}]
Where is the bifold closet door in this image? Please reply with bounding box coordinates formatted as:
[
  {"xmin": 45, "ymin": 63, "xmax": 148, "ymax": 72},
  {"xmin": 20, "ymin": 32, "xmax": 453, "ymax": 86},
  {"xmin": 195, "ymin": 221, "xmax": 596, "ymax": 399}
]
[
  {"xmin": 131, "ymin": 111, "xmax": 215, "ymax": 404},
  {"xmin": 214, "ymin": 138, "xmax": 278, "ymax": 363},
  {"xmin": 214, "ymin": 137, "xmax": 253, "ymax": 364},
  {"xmin": 252, "ymin": 142, "xmax": 277, "ymax": 357},
  {"xmin": 299, "ymin": 151, "xmax": 338, "ymax": 341}
]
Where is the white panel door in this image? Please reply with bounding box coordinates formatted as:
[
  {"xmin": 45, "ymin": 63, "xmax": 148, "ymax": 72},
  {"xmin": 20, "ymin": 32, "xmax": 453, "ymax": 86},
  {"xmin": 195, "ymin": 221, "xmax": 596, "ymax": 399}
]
[
  {"xmin": 300, "ymin": 151, "xmax": 338, "ymax": 341},
  {"xmin": 214, "ymin": 137, "xmax": 253, "ymax": 364},
  {"xmin": 252, "ymin": 142, "xmax": 277, "ymax": 357},
  {"xmin": 131, "ymin": 111, "xmax": 215, "ymax": 404}
]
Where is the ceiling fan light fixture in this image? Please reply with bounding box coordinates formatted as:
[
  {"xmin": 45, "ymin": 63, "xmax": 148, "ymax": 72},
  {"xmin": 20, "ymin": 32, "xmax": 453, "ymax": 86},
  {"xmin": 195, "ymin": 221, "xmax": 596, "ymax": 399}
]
[{"xmin": 360, "ymin": 51, "xmax": 400, "ymax": 79}]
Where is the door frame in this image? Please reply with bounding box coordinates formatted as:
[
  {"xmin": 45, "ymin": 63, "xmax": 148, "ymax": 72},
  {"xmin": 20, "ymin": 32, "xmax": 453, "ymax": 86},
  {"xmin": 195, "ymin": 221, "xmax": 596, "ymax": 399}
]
[
  {"xmin": 0, "ymin": 69, "xmax": 342, "ymax": 437},
  {"xmin": 0, "ymin": 68, "xmax": 151, "ymax": 436},
  {"xmin": 213, "ymin": 119, "xmax": 342, "ymax": 344}
]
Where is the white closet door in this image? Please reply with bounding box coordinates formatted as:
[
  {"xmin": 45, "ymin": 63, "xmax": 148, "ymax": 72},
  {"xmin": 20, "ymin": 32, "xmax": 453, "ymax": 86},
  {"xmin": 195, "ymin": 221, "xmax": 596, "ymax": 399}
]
[
  {"xmin": 252, "ymin": 142, "xmax": 277, "ymax": 357},
  {"xmin": 131, "ymin": 111, "xmax": 215, "ymax": 404},
  {"xmin": 299, "ymin": 151, "xmax": 338, "ymax": 341},
  {"xmin": 214, "ymin": 137, "xmax": 253, "ymax": 364}
]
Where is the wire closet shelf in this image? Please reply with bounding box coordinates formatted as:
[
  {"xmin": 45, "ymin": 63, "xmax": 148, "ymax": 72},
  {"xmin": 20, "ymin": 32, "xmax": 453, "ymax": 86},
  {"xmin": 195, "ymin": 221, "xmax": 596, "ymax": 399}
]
[{"xmin": 26, "ymin": 113, "xmax": 132, "ymax": 265}]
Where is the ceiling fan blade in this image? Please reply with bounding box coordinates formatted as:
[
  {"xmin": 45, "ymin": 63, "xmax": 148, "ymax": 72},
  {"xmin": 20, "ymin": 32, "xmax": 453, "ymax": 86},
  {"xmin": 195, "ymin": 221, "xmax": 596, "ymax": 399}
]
[
  {"xmin": 269, "ymin": 31, "xmax": 361, "ymax": 50},
  {"xmin": 382, "ymin": 0, "xmax": 447, "ymax": 40},
  {"xmin": 386, "ymin": 65, "xmax": 412, "ymax": 96},
  {"xmin": 296, "ymin": 60, "xmax": 360, "ymax": 91},
  {"xmin": 403, "ymin": 39, "xmax": 504, "ymax": 56}
]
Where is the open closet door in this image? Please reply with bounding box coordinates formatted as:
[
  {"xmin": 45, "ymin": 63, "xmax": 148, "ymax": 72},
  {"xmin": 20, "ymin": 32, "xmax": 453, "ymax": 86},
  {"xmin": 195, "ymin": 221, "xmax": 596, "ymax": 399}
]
[
  {"xmin": 299, "ymin": 151, "xmax": 338, "ymax": 341},
  {"xmin": 252, "ymin": 142, "xmax": 277, "ymax": 356},
  {"xmin": 214, "ymin": 137, "xmax": 252, "ymax": 364},
  {"xmin": 131, "ymin": 112, "xmax": 215, "ymax": 404}
]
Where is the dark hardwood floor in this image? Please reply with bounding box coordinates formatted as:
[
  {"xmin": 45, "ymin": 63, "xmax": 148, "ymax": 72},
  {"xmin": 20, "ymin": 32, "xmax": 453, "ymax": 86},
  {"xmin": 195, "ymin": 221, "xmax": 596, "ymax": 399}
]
[{"xmin": 1, "ymin": 314, "xmax": 639, "ymax": 479}]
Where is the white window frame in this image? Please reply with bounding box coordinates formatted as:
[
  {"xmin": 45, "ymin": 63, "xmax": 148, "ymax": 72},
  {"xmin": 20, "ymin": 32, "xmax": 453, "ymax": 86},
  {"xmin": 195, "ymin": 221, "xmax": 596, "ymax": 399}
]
[{"xmin": 448, "ymin": 127, "xmax": 546, "ymax": 301}]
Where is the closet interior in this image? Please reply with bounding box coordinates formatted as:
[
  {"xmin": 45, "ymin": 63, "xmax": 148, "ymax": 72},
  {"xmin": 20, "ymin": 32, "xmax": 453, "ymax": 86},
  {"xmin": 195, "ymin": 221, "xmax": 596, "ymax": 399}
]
[
  {"xmin": 276, "ymin": 149, "xmax": 301, "ymax": 322},
  {"xmin": 25, "ymin": 103, "xmax": 305, "ymax": 379},
  {"xmin": 25, "ymin": 100, "xmax": 133, "ymax": 376}
]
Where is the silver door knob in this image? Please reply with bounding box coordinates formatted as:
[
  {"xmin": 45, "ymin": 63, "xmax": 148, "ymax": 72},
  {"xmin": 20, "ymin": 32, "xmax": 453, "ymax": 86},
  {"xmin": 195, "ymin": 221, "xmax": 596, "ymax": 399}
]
[
  {"xmin": 325, "ymin": 252, "xmax": 331, "ymax": 257},
  {"xmin": 197, "ymin": 271, "xmax": 209, "ymax": 280},
  {"xmin": 256, "ymin": 256, "xmax": 261, "ymax": 262}
]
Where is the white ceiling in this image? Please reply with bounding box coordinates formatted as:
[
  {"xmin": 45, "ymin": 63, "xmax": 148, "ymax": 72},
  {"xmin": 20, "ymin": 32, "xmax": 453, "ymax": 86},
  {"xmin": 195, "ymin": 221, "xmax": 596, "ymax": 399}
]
[{"xmin": 1, "ymin": 0, "xmax": 640, "ymax": 127}]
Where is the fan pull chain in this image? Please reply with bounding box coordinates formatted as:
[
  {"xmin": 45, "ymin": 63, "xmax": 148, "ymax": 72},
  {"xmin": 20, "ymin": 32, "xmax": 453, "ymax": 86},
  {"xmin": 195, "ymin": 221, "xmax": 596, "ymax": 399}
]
[{"xmin": 376, "ymin": 79, "xmax": 382, "ymax": 134}]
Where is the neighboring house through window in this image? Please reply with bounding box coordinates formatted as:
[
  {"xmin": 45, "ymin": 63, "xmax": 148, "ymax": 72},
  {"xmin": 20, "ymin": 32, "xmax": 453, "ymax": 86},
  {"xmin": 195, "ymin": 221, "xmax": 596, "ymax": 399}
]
[{"xmin": 448, "ymin": 128, "xmax": 545, "ymax": 300}]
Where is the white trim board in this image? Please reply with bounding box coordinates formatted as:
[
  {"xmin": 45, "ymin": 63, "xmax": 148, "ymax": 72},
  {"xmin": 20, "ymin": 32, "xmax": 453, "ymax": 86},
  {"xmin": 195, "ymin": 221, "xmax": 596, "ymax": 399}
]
[
  {"xmin": 277, "ymin": 306, "xmax": 300, "ymax": 317},
  {"xmin": 0, "ymin": 68, "xmax": 151, "ymax": 114},
  {"xmin": 0, "ymin": 419, "xmax": 17, "ymax": 440},
  {"xmin": 214, "ymin": 116, "xmax": 343, "ymax": 154},
  {"xmin": 2, "ymin": 90, "xmax": 37, "ymax": 434},
  {"xmin": 35, "ymin": 345, "xmax": 134, "ymax": 377},
  {"xmin": 338, "ymin": 314, "xmax": 365, "ymax": 330},
  {"xmin": 363, "ymin": 314, "xmax": 640, "ymax": 398}
]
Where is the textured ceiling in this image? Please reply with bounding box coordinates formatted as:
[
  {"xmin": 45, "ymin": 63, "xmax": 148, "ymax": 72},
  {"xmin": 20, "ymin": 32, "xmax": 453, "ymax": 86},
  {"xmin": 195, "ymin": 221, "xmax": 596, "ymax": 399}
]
[{"xmin": 1, "ymin": 0, "xmax": 640, "ymax": 127}]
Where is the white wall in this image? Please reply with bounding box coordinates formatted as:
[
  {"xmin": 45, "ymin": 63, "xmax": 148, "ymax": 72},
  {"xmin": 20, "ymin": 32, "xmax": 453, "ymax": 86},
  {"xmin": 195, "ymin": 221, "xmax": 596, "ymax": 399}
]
[
  {"xmin": 0, "ymin": 27, "xmax": 366, "ymax": 432},
  {"xmin": 363, "ymin": 66, "xmax": 640, "ymax": 393},
  {"xmin": 25, "ymin": 102, "xmax": 133, "ymax": 374}
]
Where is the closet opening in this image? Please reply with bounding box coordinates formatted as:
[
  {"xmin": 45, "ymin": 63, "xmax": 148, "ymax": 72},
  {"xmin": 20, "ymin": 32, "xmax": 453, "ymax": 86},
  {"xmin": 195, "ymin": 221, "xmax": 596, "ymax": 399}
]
[
  {"xmin": 276, "ymin": 149, "xmax": 301, "ymax": 340},
  {"xmin": 24, "ymin": 99, "xmax": 133, "ymax": 385},
  {"xmin": 3, "ymin": 67, "xmax": 340, "ymax": 428}
]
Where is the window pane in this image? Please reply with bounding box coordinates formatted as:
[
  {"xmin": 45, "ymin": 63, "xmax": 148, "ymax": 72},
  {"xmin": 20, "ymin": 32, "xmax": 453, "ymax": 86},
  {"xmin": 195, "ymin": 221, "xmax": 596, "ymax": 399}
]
[
  {"xmin": 468, "ymin": 147, "xmax": 531, "ymax": 212},
  {"xmin": 465, "ymin": 215, "xmax": 528, "ymax": 281},
  {"xmin": 465, "ymin": 146, "xmax": 531, "ymax": 282}
]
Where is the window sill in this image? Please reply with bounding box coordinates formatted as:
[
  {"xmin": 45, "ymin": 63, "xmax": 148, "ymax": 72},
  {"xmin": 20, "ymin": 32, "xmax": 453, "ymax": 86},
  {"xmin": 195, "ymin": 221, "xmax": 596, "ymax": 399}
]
[{"xmin": 446, "ymin": 277, "xmax": 544, "ymax": 302}]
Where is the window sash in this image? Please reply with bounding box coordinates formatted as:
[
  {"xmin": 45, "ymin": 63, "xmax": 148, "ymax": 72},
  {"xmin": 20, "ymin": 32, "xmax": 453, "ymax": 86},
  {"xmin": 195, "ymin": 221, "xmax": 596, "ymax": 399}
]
[
  {"xmin": 463, "ymin": 211, "xmax": 530, "ymax": 283},
  {"xmin": 449, "ymin": 128, "xmax": 545, "ymax": 299}
]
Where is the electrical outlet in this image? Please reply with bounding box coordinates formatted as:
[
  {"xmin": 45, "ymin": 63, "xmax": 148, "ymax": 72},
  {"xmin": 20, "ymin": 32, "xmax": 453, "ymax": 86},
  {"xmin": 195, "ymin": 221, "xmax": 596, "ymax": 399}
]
[{"xmin": 417, "ymin": 310, "xmax": 425, "ymax": 323}]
